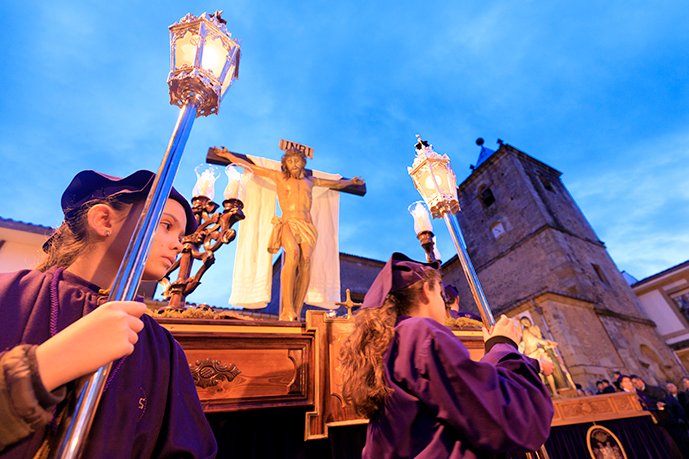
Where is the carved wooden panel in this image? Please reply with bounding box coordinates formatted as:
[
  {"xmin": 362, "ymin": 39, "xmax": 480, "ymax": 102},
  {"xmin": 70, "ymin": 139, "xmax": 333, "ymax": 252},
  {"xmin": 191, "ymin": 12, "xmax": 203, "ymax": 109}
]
[
  {"xmin": 190, "ymin": 357, "xmax": 241, "ymax": 388},
  {"xmin": 158, "ymin": 319, "xmax": 314, "ymax": 412},
  {"xmin": 551, "ymin": 392, "xmax": 647, "ymax": 426},
  {"xmin": 325, "ymin": 319, "xmax": 362, "ymax": 426}
]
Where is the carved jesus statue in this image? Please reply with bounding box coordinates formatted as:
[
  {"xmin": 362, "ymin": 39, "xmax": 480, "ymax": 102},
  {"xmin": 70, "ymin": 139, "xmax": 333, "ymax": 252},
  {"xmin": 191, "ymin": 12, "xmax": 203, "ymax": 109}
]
[{"xmin": 218, "ymin": 148, "xmax": 364, "ymax": 321}]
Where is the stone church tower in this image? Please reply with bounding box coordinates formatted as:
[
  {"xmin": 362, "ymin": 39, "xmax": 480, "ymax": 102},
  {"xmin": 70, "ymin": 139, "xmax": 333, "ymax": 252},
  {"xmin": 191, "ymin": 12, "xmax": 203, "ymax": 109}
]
[{"xmin": 442, "ymin": 140, "xmax": 684, "ymax": 388}]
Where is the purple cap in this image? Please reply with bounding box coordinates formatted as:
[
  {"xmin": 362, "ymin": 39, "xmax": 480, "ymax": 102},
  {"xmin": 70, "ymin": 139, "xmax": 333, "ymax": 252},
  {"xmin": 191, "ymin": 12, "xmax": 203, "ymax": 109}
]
[
  {"xmin": 443, "ymin": 284, "xmax": 459, "ymax": 303},
  {"xmin": 361, "ymin": 252, "xmax": 440, "ymax": 309},
  {"xmin": 60, "ymin": 169, "xmax": 197, "ymax": 235}
]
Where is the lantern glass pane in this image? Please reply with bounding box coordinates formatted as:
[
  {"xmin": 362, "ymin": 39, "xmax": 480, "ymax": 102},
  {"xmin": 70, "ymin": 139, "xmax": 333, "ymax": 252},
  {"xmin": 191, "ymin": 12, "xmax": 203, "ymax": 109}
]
[
  {"xmin": 435, "ymin": 162, "xmax": 454, "ymax": 195},
  {"xmin": 201, "ymin": 35, "xmax": 228, "ymax": 78},
  {"xmin": 423, "ymin": 172, "xmax": 437, "ymax": 196},
  {"xmin": 175, "ymin": 31, "xmax": 198, "ymax": 69},
  {"xmin": 221, "ymin": 62, "xmax": 236, "ymax": 95},
  {"xmin": 447, "ymin": 169, "xmax": 458, "ymax": 200},
  {"xmin": 441, "ymin": 170, "xmax": 452, "ymax": 195},
  {"xmin": 192, "ymin": 164, "xmax": 220, "ymax": 200}
]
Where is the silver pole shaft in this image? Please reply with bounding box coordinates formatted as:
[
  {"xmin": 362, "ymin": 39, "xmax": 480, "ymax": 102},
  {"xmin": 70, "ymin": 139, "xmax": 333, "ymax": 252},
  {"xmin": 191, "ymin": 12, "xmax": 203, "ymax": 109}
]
[
  {"xmin": 441, "ymin": 211, "xmax": 495, "ymax": 327},
  {"xmin": 444, "ymin": 209, "xmax": 549, "ymax": 458},
  {"xmin": 56, "ymin": 102, "xmax": 198, "ymax": 459}
]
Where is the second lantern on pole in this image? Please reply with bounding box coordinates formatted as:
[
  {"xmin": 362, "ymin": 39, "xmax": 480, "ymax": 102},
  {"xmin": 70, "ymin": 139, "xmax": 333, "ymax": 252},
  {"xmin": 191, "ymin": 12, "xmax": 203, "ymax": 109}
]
[{"xmin": 407, "ymin": 135, "xmax": 495, "ymax": 328}]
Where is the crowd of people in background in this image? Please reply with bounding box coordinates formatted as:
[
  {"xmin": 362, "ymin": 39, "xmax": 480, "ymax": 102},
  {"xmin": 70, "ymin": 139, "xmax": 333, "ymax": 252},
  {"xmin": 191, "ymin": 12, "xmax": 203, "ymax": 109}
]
[
  {"xmin": 440, "ymin": 282, "xmax": 689, "ymax": 455},
  {"xmin": 580, "ymin": 373, "xmax": 689, "ymax": 457}
]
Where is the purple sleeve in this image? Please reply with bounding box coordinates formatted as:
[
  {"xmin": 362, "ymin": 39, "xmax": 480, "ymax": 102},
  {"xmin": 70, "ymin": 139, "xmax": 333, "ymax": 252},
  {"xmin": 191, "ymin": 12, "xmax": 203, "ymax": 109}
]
[
  {"xmin": 152, "ymin": 335, "xmax": 217, "ymax": 458},
  {"xmin": 406, "ymin": 321, "xmax": 553, "ymax": 452}
]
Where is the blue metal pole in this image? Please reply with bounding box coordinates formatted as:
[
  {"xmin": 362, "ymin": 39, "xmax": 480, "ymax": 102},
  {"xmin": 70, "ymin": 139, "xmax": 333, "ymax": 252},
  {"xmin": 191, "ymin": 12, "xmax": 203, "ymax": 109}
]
[{"xmin": 56, "ymin": 101, "xmax": 199, "ymax": 459}]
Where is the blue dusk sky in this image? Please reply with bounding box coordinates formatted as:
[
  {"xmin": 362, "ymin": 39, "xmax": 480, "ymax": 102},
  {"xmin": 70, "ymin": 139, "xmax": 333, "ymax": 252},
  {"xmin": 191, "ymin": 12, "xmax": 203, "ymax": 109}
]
[{"xmin": 1, "ymin": 1, "xmax": 688, "ymax": 308}]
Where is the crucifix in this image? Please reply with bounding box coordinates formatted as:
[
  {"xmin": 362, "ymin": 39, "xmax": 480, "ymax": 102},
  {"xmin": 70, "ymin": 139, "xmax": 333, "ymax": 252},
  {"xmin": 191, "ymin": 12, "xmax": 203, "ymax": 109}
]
[
  {"xmin": 207, "ymin": 143, "xmax": 365, "ymax": 321},
  {"xmin": 335, "ymin": 288, "xmax": 362, "ymax": 319}
]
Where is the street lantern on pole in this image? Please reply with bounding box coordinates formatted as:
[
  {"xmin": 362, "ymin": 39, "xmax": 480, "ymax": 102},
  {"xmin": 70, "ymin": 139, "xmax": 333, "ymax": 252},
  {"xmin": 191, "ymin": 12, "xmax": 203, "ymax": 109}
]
[
  {"xmin": 168, "ymin": 11, "xmax": 241, "ymax": 116},
  {"xmin": 407, "ymin": 138, "xmax": 459, "ymax": 218},
  {"xmin": 56, "ymin": 11, "xmax": 241, "ymax": 458},
  {"xmin": 407, "ymin": 135, "xmax": 495, "ymax": 328}
]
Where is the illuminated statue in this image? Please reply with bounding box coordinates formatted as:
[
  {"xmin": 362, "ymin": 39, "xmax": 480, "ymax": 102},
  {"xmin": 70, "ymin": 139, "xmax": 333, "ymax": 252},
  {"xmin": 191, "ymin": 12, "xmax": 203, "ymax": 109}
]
[
  {"xmin": 519, "ymin": 316, "xmax": 575, "ymax": 395},
  {"xmin": 218, "ymin": 148, "xmax": 364, "ymax": 321}
]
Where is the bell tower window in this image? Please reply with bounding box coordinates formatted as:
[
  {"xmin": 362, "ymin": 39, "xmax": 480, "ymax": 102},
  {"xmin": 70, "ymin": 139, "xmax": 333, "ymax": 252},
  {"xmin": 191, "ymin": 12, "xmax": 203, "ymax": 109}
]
[
  {"xmin": 540, "ymin": 176, "xmax": 555, "ymax": 192},
  {"xmin": 479, "ymin": 187, "xmax": 495, "ymax": 208},
  {"xmin": 592, "ymin": 263, "xmax": 610, "ymax": 286}
]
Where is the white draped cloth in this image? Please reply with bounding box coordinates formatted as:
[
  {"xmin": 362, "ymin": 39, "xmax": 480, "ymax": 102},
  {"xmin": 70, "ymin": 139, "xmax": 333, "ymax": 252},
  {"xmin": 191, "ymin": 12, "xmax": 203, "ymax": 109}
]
[{"xmin": 228, "ymin": 155, "xmax": 341, "ymax": 310}]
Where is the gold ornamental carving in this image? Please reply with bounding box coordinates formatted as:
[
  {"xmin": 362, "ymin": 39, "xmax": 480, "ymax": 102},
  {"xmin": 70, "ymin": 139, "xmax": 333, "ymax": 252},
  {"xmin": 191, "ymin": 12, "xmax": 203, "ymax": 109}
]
[{"xmin": 190, "ymin": 357, "xmax": 241, "ymax": 388}]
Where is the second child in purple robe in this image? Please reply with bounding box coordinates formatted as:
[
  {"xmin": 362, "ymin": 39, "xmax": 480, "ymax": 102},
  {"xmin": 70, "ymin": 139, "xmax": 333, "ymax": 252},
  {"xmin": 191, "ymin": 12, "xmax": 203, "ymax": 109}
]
[{"xmin": 340, "ymin": 253, "xmax": 554, "ymax": 458}]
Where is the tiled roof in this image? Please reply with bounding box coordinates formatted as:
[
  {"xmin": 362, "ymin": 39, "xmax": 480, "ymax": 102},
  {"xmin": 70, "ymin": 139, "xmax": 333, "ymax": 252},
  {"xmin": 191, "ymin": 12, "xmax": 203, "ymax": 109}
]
[
  {"xmin": 0, "ymin": 217, "xmax": 53, "ymax": 235},
  {"xmin": 632, "ymin": 259, "xmax": 689, "ymax": 287}
]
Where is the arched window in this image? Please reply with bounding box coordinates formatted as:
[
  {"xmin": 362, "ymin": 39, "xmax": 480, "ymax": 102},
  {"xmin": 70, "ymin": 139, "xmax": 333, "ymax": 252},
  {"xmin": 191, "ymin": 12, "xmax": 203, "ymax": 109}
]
[{"xmin": 479, "ymin": 186, "xmax": 495, "ymax": 208}]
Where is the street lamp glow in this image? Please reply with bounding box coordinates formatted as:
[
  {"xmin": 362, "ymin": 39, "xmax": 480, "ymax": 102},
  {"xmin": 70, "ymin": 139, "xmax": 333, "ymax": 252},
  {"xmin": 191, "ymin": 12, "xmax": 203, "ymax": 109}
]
[
  {"xmin": 407, "ymin": 136, "xmax": 459, "ymax": 218},
  {"xmin": 168, "ymin": 11, "xmax": 241, "ymax": 117}
]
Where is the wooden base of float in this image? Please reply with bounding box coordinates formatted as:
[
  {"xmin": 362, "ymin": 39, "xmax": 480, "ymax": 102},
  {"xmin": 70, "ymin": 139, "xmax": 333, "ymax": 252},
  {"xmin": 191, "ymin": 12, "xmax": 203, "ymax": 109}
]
[
  {"xmin": 156, "ymin": 310, "xmax": 671, "ymax": 458},
  {"xmin": 156, "ymin": 310, "xmax": 484, "ymax": 440}
]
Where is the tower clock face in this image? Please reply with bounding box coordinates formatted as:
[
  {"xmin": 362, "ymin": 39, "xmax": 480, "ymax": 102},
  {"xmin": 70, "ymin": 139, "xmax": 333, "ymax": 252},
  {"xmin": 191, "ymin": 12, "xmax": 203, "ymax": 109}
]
[{"xmin": 491, "ymin": 221, "xmax": 505, "ymax": 238}]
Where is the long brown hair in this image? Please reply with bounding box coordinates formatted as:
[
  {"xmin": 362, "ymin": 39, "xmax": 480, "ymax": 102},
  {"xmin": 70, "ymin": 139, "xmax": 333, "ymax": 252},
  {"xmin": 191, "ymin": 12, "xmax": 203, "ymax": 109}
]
[
  {"xmin": 37, "ymin": 197, "xmax": 132, "ymax": 272},
  {"xmin": 339, "ymin": 269, "xmax": 440, "ymax": 418}
]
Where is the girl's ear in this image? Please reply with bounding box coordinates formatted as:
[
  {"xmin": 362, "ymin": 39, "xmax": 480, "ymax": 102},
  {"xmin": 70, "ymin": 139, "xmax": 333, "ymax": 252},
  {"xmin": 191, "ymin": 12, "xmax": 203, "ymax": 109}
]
[
  {"xmin": 419, "ymin": 281, "xmax": 433, "ymax": 305},
  {"xmin": 86, "ymin": 204, "xmax": 115, "ymax": 238}
]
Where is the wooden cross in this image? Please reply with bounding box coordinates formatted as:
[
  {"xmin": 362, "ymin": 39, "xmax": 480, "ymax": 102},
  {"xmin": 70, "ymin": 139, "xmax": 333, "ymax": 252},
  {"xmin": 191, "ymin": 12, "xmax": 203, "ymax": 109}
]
[{"xmin": 206, "ymin": 146, "xmax": 366, "ymax": 196}]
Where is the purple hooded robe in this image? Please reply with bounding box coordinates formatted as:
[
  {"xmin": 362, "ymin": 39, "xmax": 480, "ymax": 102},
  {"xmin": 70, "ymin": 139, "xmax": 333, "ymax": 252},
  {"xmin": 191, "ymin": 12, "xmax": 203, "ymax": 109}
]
[
  {"xmin": 0, "ymin": 268, "xmax": 217, "ymax": 458},
  {"xmin": 363, "ymin": 316, "xmax": 553, "ymax": 459}
]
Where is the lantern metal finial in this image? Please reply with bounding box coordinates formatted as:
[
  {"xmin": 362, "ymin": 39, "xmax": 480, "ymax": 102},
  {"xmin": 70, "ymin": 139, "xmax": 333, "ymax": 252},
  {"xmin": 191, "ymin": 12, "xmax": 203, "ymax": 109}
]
[
  {"xmin": 415, "ymin": 134, "xmax": 430, "ymax": 151},
  {"xmin": 211, "ymin": 10, "xmax": 227, "ymax": 24}
]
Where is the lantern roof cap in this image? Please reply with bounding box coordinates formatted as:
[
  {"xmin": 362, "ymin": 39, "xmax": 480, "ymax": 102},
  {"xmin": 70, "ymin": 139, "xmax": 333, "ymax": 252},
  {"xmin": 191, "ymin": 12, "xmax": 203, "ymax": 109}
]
[
  {"xmin": 174, "ymin": 11, "xmax": 234, "ymax": 37},
  {"xmin": 408, "ymin": 135, "xmax": 450, "ymax": 171}
]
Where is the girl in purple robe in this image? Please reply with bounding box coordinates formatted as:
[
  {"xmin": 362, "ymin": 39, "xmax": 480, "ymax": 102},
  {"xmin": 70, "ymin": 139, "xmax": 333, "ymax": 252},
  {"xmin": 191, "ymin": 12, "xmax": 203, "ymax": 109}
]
[
  {"xmin": 0, "ymin": 170, "xmax": 217, "ymax": 458},
  {"xmin": 339, "ymin": 253, "xmax": 554, "ymax": 458}
]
